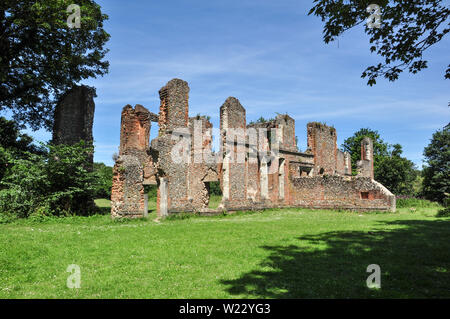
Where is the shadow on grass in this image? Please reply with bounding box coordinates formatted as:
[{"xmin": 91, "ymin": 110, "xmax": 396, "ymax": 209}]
[
  {"xmin": 221, "ymin": 219, "xmax": 450, "ymax": 298},
  {"xmin": 96, "ymin": 206, "xmax": 110, "ymax": 215}
]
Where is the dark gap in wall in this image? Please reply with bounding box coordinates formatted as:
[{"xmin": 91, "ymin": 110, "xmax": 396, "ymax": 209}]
[{"xmin": 208, "ymin": 181, "xmax": 222, "ymax": 209}]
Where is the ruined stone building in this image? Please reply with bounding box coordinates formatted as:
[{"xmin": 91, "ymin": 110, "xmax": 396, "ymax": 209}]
[
  {"xmin": 52, "ymin": 85, "xmax": 97, "ymax": 213},
  {"xmin": 52, "ymin": 85, "xmax": 96, "ymax": 165},
  {"xmin": 111, "ymin": 78, "xmax": 395, "ymax": 218}
]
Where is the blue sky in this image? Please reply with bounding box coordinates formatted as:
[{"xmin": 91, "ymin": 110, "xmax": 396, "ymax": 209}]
[{"xmin": 27, "ymin": 0, "xmax": 450, "ymax": 167}]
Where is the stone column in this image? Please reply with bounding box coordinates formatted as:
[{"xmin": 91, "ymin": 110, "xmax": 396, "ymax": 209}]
[
  {"xmin": 307, "ymin": 122, "xmax": 338, "ymax": 175},
  {"xmin": 158, "ymin": 177, "xmax": 168, "ymax": 217},
  {"xmin": 110, "ymin": 104, "xmax": 153, "ymax": 218},
  {"xmin": 344, "ymin": 152, "xmax": 352, "ymax": 176},
  {"xmin": 357, "ymin": 137, "xmax": 374, "ymax": 179},
  {"xmin": 111, "ymin": 155, "xmax": 145, "ymax": 218},
  {"xmin": 154, "ymin": 79, "xmax": 191, "ymax": 213},
  {"xmin": 219, "ymin": 97, "xmax": 247, "ymax": 208}
]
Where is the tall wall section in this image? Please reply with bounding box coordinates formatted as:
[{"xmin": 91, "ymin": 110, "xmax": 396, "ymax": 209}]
[
  {"xmin": 53, "ymin": 85, "xmax": 96, "ymax": 147},
  {"xmin": 307, "ymin": 122, "xmax": 339, "ymax": 176},
  {"xmin": 220, "ymin": 97, "xmax": 249, "ymax": 209},
  {"xmin": 111, "ymin": 104, "xmax": 155, "ymax": 218},
  {"xmin": 187, "ymin": 116, "xmax": 219, "ymax": 211},
  {"xmin": 153, "ymin": 79, "xmax": 191, "ymax": 216}
]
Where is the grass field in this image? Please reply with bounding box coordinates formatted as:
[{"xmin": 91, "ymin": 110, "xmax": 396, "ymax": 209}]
[
  {"xmin": 95, "ymin": 195, "xmax": 221, "ymax": 211},
  {"xmin": 0, "ymin": 203, "xmax": 448, "ymax": 299}
]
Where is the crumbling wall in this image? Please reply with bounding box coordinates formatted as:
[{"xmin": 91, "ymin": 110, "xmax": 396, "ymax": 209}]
[
  {"xmin": 188, "ymin": 116, "xmax": 219, "ymax": 211},
  {"xmin": 246, "ymin": 121, "xmax": 273, "ymax": 203},
  {"xmin": 220, "ymin": 97, "xmax": 248, "ymax": 209},
  {"xmin": 110, "ymin": 78, "xmax": 396, "ymax": 218},
  {"xmin": 118, "ymin": 104, "xmax": 156, "ymax": 183},
  {"xmin": 246, "ymin": 127, "xmax": 260, "ymax": 203},
  {"xmin": 276, "ymin": 114, "xmax": 297, "ymax": 152},
  {"xmin": 307, "ymin": 122, "xmax": 337, "ymax": 175},
  {"xmin": 336, "ymin": 150, "xmax": 345, "ymax": 176},
  {"xmin": 119, "ymin": 104, "xmax": 150, "ymax": 155},
  {"xmin": 357, "ymin": 137, "xmax": 374, "ymax": 179},
  {"xmin": 111, "ymin": 155, "xmax": 145, "ymax": 218},
  {"xmin": 111, "ymin": 104, "xmax": 156, "ymax": 218},
  {"xmin": 289, "ymin": 176, "xmax": 395, "ymax": 211},
  {"xmin": 281, "ymin": 152, "xmax": 313, "ymax": 204},
  {"xmin": 289, "ymin": 135, "xmax": 393, "ymax": 211},
  {"xmin": 344, "ymin": 152, "xmax": 352, "ymax": 176},
  {"xmin": 53, "ymin": 85, "xmax": 97, "ymax": 213},
  {"xmin": 153, "ymin": 79, "xmax": 191, "ymax": 216},
  {"xmin": 53, "ymin": 85, "xmax": 96, "ymax": 165},
  {"xmin": 53, "ymin": 85, "xmax": 96, "ymax": 146},
  {"xmin": 158, "ymin": 78, "xmax": 189, "ymax": 134}
]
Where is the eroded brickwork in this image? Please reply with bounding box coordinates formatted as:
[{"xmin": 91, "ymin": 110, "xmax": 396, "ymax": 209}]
[
  {"xmin": 159, "ymin": 78, "xmax": 189, "ymax": 134},
  {"xmin": 111, "ymin": 104, "xmax": 157, "ymax": 218},
  {"xmin": 53, "ymin": 85, "xmax": 96, "ymax": 165},
  {"xmin": 111, "ymin": 155, "xmax": 145, "ymax": 218},
  {"xmin": 307, "ymin": 122, "xmax": 337, "ymax": 175},
  {"xmin": 188, "ymin": 116, "xmax": 219, "ymax": 211},
  {"xmin": 53, "ymin": 85, "xmax": 97, "ymax": 213},
  {"xmin": 53, "ymin": 85, "xmax": 96, "ymax": 146},
  {"xmin": 110, "ymin": 78, "xmax": 395, "ymax": 218},
  {"xmin": 220, "ymin": 97, "xmax": 248, "ymax": 209},
  {"xmin": 289, "ymin": 176, "xmax": 395, "ymax": 211},
  {"xmin": 357, "ymin": 137, "xmax": 374, "ymax": 179},
  {"xmin": 119, "ymin": 104, "xmax": 150, "ymax": 154}
]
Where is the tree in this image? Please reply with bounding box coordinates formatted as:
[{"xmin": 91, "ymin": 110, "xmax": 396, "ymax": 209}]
[
  {"xmin": 342, "ymin": 129, "xmax": 417, "ymax": 195},
  {"xmin": 422, "ymin": 124, "xmax": 450, "ymax": 203},
  {"xmin": 0, "ymin": 0, "xmax": 110, "ymax": 130},
  {"xmin": 0, "ymin": 141, "xmax": 97, "ymax": 217},
  {"xmin": 92, "ymin": 162, "xmax": 112, "ymax": 198},
  {"xmin": 308, "ymin": 0, "xmax": 449, "ymax": 85},
  {"xmin": 375, "ymin": 144, "xmax": 418, "ymax": 195},
  {"xmin": 0, "ymin": 117, "xmax": 43, "ymax": 154},
  {"xmin": 341, "ymin": 128, "xmax": 389, "ymax": 174},
  {"xmin": 0, "ymin": 116, "xmax": 44, "ymax": 180}
]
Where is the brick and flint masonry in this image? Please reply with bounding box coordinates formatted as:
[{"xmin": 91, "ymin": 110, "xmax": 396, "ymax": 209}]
[{"xmin": 110, "ymin": 78, "xmax": 396, "ymax": 218}]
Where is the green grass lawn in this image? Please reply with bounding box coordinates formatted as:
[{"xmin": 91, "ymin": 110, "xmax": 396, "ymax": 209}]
[
  {"xmin": 208, "ymin": 194, "xmax": 222, "ymax": 209},
  {"xmin": 0, "ymin": 204, "xmax": 448, "ymax": 299}
]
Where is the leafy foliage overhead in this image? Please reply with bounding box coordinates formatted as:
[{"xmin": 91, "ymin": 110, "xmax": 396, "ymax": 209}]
[
  {"xmin": 309, "ymin": 0, "xmax": 449, "ymax": 85},
  {"xmin": 0, "ymin": 0, "xmax": 110, "ymax": 130}
]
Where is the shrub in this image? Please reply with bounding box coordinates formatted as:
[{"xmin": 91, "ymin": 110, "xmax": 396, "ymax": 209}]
[
  {"xmin": 0, "ymin": 151, "xmax": 48, "ymax": 217},
  {"xmin": 396, "ymin": 197, "xmax": 442, "ymax": 209},
  {"xmin": 92, "ymin": 162, "xmax": 113, "ymax": 198},
  {"xmin": 0, "ymin": 142, "xmax": 97, "ymax": 217},
  {"xmin": 209, "ymin": 181, "xmax": 222, "ymax": 196},
  {"xmin": 0, "ymin": 212, "xmax": 17, "ymax": 224},
  {"xmin": 437, "ymin": 207, "xmax": 450, "ymax": 218},
  {"xmin": 144, "ymin": 185, "xmax": 158, "ymax": 198}
]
